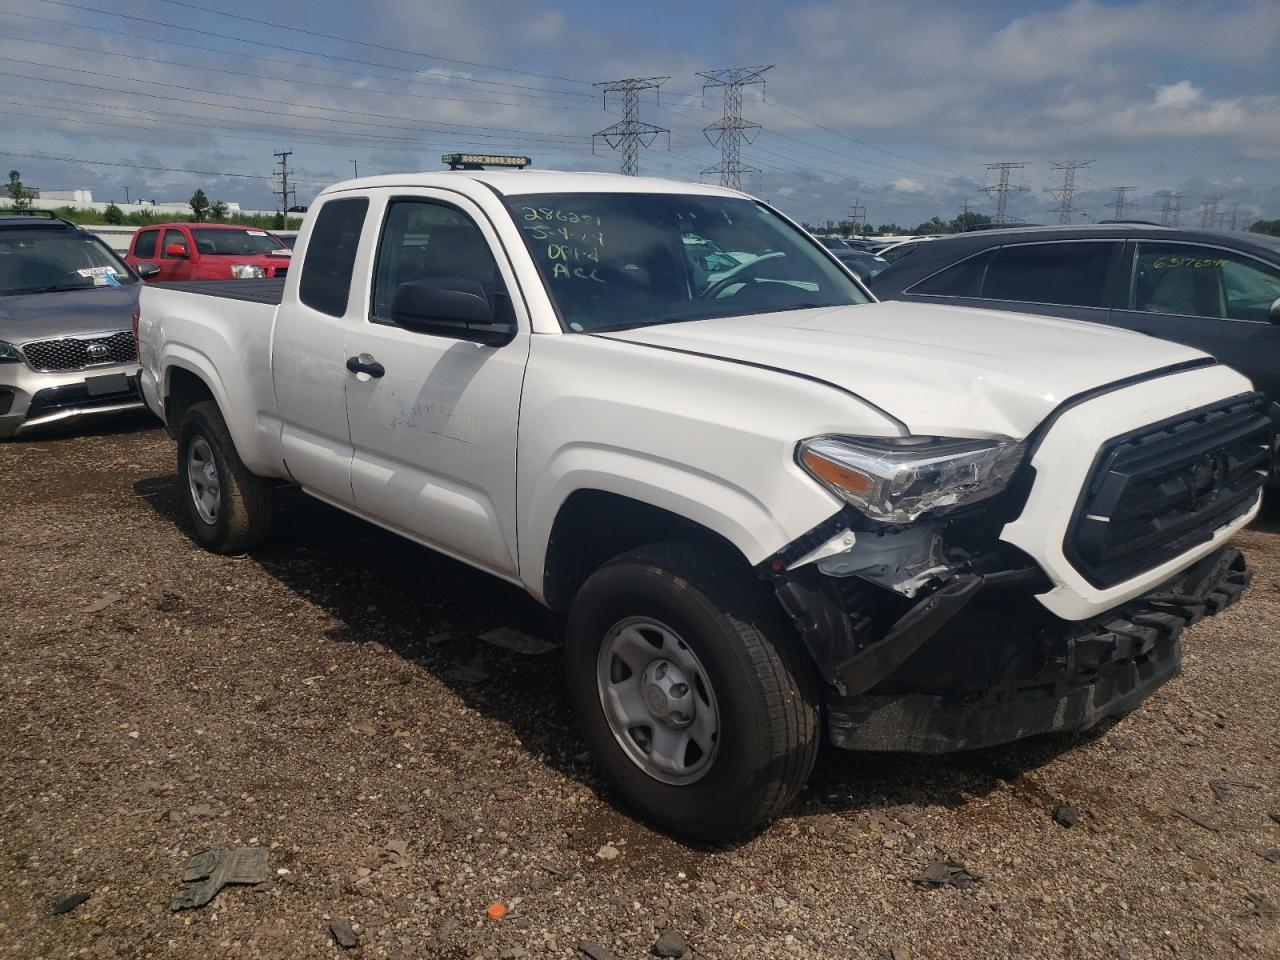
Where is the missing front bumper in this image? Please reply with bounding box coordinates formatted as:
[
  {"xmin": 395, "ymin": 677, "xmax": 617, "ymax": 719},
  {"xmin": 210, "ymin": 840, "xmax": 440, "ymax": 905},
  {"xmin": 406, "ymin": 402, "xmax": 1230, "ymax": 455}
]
[{"xmin": 826, "ymin": 545, "xmax": 1252, "ymax": 753}]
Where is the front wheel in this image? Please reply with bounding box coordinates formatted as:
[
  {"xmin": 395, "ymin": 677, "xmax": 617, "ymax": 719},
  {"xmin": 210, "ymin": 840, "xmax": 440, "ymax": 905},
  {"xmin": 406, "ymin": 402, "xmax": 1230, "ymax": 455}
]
[
  {"xmin": 565, "ymin": 542, "xmax": 819, "ymax": 841},
  {"xmin": 176, "ymin": 400, "xmax": 274, "ymax": 554}
]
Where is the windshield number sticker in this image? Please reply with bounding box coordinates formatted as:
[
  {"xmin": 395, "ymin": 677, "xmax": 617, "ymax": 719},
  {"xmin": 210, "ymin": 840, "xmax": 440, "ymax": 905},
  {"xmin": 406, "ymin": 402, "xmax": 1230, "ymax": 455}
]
[
  {"xmin": 247, "ymin": 230, "xmax": 268, "ymax": 236},
  {"xmin": 77, "ymin": 266, "xmax": 121, "ymax": 286}
]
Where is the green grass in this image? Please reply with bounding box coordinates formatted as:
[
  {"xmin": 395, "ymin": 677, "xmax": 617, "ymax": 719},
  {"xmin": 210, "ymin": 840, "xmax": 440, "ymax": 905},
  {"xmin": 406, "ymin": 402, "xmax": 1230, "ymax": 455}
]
[{"xmin": 37, "ymin": 206, "xmax": 303, "ymax": 230}]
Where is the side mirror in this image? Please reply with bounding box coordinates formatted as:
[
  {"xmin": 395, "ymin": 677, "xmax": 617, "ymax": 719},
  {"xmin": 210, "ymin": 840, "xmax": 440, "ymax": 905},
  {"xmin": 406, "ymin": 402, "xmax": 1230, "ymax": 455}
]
[
  {"xmin": 164, "ymin": 243, "xmax": 189, "ymax": 258},
  {"xmin": 1270, "ymin": 297, "xmax": 1280, "ymax": 324},
  {"xmin": 390, "ymin": 278, "xmax": 516, "ymax": 347},
  {"xmin": 136, "ymin": 262, "xmax": 160, "ymax": 280}
]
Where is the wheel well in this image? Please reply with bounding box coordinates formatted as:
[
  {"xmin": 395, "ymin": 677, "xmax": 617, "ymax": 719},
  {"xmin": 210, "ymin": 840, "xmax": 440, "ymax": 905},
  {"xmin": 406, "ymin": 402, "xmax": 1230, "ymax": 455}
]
[
  {"xmin": 542, "ymin": 489, "xmax": 747, "ymax": 611},
  {"xmin": 165, "ymin": 367, "xmax": 215, "ymax": 431}
]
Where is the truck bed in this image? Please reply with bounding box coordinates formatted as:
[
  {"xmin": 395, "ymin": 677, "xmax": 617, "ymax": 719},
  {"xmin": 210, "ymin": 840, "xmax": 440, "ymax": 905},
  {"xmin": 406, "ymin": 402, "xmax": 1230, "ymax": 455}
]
[{"xmin": 157, "ymin": 278, "xmax": 286, "ymax": 305}]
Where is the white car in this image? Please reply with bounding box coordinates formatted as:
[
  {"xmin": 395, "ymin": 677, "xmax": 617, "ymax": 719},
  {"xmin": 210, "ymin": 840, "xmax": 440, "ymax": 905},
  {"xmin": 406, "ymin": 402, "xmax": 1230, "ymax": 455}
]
[{"xmin": 136, "ymin": 170, "xmax": 1271, "ymax": 841}]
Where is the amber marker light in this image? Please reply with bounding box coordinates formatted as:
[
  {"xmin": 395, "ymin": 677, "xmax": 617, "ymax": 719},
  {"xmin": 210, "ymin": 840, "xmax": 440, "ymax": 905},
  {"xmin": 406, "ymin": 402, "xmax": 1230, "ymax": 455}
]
[{"xmin": 801, "ymin": 448, "xmax": 874, "ymax": 495}]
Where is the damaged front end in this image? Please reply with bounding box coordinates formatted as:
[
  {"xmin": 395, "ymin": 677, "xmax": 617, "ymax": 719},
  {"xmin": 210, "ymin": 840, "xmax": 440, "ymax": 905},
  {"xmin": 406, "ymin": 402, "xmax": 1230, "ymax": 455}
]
[{"xmin": 761, "ymin": 492, "xmax": 1253, "ymax": 753}]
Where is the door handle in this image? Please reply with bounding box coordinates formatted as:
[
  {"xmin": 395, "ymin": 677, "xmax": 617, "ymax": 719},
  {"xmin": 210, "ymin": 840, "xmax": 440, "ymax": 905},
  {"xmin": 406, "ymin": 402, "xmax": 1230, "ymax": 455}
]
[{"xmin": 345, "ymin": 354, "xmax": 385, "ymax": 378}]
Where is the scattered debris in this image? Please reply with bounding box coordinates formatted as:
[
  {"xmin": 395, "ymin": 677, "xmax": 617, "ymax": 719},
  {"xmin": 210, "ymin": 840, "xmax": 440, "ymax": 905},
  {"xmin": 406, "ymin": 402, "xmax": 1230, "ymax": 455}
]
[
  {"xmin": 445, "ymin": 653, "xmax": 490, "ymax": 685},
  {"xmin": 252, "ymin": 880, "xmax": 276, "ymax": 893},
  {"xmin": 330, "ymin": 918, "xmax": 359, "ymax": 949},
  {"xmin": 1245, "ymin": 893, "xmax": 1275, "ymax": 919},
  {"xmin": 891, "ymin": 945, "xmax": 912, "ymax": 960},
  {"xmin": 1176, "ymin": 809, "xmax": 1221, "ymax": 834},
  {"xmin": 652, "ymin": 929, "xmax": 688, "ymax": 957},
  {"xmin": 1256, "ymin": 848, "xmax": 1280, "ymax": 864},
  {"xmin": 1209, "ymin": 779, "xmax": 1261, "ymax": 802},
  {"xmin": 352, "ymin": 721, "xmax": 377, "ymax": 736},
  {"xmin": 170, "ymin": 847, "xmax": 268, "ymax": 911},
  {"xmin": 577, "ymin": 941, "xmax": 617, "ymax": 960},
  {"xmin": 479, "ymin": 627, "xmax": 559, "ymax": 655},
  {"xmin": 1052, "ymin": 804, "xmax": 1079, "ymax": 828},
  {"xmin": 913, "ymin": 858, "xmax": 984, "ymax": 890},
  {"xmin": 391, "ymin": 896, "xmax": 411, "ymax": 918},
  {"xmin": 486, "ymin": 902, "xmax": 508, "ymax": 920},
  {"xmin": 381, "ymin": 839, "xmax": 409, "ymax": 870},
  {"xmin": 595, "ymin": 844, "xmax": 620, "ymax": 861},
  {"xmin": 51, "ymin": 892, "xmax": 90, "ymax": 915},
  {"xmin": 83, "ymin": 592, "xmax": 124, "ymax": 614}
]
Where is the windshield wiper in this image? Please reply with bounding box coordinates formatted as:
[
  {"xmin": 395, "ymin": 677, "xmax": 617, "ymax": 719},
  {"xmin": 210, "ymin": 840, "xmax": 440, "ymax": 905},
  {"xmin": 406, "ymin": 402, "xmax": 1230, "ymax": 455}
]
[{"xmin": 3, "ymin": 284, "xmax": 92, "ymax": 295}]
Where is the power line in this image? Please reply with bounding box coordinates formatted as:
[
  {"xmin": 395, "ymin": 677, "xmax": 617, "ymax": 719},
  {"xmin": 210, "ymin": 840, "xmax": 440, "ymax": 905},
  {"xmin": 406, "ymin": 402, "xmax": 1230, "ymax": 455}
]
[
  {"xmin": 849, "ymin": 198, "xmax": 867, "ymax": 233},
  {"xmin": 592, "ymin": 77, "xmax": 670, "ymax": 177},
  {"xmin": 698, "ymin": 65, "xmax": 773, "ymax": 190},
  {"xmin": 984, "ymin": 162, "xmax": 1029, "ymax": 224},
  {"xmin": 1109, "ymin": 186, "xmax": 1134, "ymax": 220},
  {"xmin": 36, "ymin": 0, "xmax": 592, "ymax": 87},
  {"xmin": 1048, "ymin": 159, "xmax": 1092, "ymax": 224}
]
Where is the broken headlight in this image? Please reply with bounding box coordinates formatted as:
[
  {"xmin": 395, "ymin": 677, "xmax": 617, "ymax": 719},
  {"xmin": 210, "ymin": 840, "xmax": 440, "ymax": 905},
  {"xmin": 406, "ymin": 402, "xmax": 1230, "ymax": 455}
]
[{"xmin": 797, "ymin": 435, "xmax": 1024, "ymax": 523}]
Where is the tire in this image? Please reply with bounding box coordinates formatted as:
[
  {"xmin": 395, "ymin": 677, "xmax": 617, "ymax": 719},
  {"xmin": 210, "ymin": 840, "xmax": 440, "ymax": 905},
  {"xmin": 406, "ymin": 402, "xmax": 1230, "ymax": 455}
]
[
  {"xmin": 176, "ymin": 400, "xmax": 273, "ymax": 554},
  {"xmin": 565, "ymin": 541, "xmax": 819, "ymax": 842}
]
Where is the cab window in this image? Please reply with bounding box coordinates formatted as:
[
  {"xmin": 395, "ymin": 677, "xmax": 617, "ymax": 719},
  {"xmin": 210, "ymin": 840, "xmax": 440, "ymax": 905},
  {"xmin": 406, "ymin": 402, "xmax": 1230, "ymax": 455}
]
[
  {"xmin": 370, "ymin": 199, "xmax": 507, "ymax": 325},
  {"xmin": 299, "ymin": 197, "xmax": 368, "ymax": 317},
  {"xmin": 1131, "ymin": 242, "xmax": 1280, "ymax": 323},
  {"xmin": 162, "ymin": 228, "xmax": 188, "ymax": 258},
  {"xmin": 133, "ymin": 229, "xmax": 158, "ymax": 259}
]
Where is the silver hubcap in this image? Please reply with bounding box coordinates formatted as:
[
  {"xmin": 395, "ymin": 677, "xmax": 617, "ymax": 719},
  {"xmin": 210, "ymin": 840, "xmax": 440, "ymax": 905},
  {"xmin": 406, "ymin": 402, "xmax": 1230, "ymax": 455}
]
[
  {"xmin": 596, "ymin": 617, "xmax": 719, "ymax": 785},
  {"xmin": 187, "ymin": 435, "xmax": 221, "ymax": 525}
]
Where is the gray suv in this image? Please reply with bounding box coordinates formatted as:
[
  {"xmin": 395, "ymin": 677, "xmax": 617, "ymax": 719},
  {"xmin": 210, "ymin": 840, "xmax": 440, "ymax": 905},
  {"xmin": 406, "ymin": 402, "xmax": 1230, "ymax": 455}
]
[{"xmin": 1, "ymin": 213, "xmax": 148, "ymax": 438}]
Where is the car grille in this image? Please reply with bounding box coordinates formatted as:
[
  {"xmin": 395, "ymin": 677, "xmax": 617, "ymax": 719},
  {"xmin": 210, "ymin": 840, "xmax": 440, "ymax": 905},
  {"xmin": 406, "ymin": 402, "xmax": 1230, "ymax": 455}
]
[
  {"xmin": 1066, "ymin": 393, "xmax": 1273, "ymax": 588},
  {"xmin": 21, "ymin": 331, "xmax": 138, "ymax": 372}
]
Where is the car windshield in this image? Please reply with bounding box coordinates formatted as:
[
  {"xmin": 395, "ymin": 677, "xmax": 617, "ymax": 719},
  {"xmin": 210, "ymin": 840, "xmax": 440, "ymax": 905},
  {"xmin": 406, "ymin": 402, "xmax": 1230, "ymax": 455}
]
[
  {"xmin": 503, "ymin": 193, "xmax": 870, "ymax": 332},
  {"xmin": 0, "ymin": 229, "xmax": 136, "ymax": 296},
  {"xmin": 189, "ymin": 228, "xmax": 290, "ymax": 256}
]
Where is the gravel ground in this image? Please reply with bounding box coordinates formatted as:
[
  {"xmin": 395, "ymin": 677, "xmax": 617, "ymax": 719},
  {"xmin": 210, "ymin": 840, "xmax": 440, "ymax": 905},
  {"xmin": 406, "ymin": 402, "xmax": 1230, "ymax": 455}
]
[{"xmin": 1, "ymin": 416, "xmax": 1277, "ymax": 960}]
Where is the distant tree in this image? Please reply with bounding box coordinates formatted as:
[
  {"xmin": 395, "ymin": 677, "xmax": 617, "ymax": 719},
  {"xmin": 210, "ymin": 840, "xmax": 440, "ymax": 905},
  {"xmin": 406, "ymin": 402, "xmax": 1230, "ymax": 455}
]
[
  {"xmin": 103, "ymin": 203, "xmax": 125, "ymax": 225},
  {"xmin": 272, "ymin": 211, "xmax": 285, "ymax": 230},
  {"xmin": 950, "ymin": 211, "xmax": 992, "ymax": 233},
  {"xmin": 876, "ymin": 223, "xmax": 907, "ymax": 235},
  {"xmin": 914, "ymin": 216, "xmax": 951, "ymax": 235},
  {"xmin": 189, "ymin": 188, "xmax": 210, "ymax": 222},
  {"xmin": 7, "ymin": 170, "xmax": 31, "ymax": 211},
  {"xmin": 1249, "ymin": 218, "xmax": 1280, "ymax": 237},
  {"xmin": 210, "ymin": 199, "xmax": 229, "ymax": 221}
]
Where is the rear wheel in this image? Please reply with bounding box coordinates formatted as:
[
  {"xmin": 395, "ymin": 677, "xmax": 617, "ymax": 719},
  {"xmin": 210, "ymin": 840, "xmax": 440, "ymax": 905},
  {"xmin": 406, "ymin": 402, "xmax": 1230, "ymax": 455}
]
[
  {"xmin": 565, "ymin": 542, "xmax": 819, "ymax": 841},
  {"xmin": 176, "ymin": 400, "xmax": 273, "ymax": 554}
]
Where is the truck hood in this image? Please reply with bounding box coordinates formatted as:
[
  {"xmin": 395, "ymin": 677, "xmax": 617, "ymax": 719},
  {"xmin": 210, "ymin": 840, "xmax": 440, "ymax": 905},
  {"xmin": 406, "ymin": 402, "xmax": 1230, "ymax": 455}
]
[
  {"xmin": 0, "ymin": 284, "xmax": 141, "ymax": 345},
  {"xmin": 600, "ymin": 301, "xmax": 1207, "ymax": 438}
]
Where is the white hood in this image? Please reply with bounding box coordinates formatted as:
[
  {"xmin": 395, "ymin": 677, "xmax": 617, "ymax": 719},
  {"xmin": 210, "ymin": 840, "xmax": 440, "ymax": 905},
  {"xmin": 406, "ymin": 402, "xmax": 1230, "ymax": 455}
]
[{"xmin": 601, "ymin": 301, "xmax": 1206, "ymax": 438}]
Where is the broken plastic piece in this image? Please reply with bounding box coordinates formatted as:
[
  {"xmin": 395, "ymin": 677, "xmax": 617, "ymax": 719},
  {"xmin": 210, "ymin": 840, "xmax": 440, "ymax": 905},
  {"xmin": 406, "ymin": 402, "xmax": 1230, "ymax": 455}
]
[{"xmin": 170, "ymin": 847, "xmax": 268, "ymax": 911}]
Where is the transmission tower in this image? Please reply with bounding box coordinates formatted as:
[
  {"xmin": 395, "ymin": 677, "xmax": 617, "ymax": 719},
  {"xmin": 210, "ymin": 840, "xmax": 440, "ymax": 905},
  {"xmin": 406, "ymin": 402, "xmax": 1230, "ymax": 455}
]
[
  {"xmin": 273, "ymin": 149, "xmax": 292, "ymax": 217},
  {"xmin": 1228, "ymin": 201, "xmax": 1242, "ymax": 231},
  {"xmin": 1155, "ymin": 190, "xmax": 1184, "ymax": 226},
  {"xmin": 849, "ymin": 197, "xmax": 866, "ymax": 234},
  {"xmin": 592, "ymin": 77, "xmax": 670, "ymax": 177},
  {"xmin": 1048, "ymin": 160, "xmax": 1092, "ymax": 224},
  {"xmin": 698, "ymin": 65, "xmax": 773, "ymax": 189},
  {"xmin": 1109, "ymin": 186, "xmax": 1134, "ymax": 221},
  {"xmin": 1198, "ymin": 196, "xmax": 1219, "ymax": 229},
  {"xmin": 984, "ymin": 162, "xmax": 1028, "ymax": 223}
]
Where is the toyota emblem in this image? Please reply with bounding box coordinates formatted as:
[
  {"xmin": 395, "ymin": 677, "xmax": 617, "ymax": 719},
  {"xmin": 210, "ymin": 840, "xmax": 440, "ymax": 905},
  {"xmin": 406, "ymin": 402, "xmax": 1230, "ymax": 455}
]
[{"xmin": 86, "ymin": 343, "xmax": 110, "ymax": 359}]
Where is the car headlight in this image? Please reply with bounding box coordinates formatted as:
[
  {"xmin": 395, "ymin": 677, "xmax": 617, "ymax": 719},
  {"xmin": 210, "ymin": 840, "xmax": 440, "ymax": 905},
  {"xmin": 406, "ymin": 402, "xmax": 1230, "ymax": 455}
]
[
  {"xmin": 797, "ymin": 435, "xmax": 1024, "ymax": 523},
  {"xmin": 0, "ymin": 340, "xmax": 21, "ymax": 364},
  {"xmin": 230, "ymin": 264, "xmax": 267, "ymax": 279}
]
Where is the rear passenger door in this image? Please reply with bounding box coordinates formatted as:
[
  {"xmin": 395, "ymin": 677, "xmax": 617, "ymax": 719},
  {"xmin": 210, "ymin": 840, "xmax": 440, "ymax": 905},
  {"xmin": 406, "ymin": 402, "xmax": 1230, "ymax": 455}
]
[
  {"xmin": 951, "ymin": 240, "xmax": 1122, "ymax": 326},
  {"xmin": 1110, "ymin": 241, "xmax": 1280, "ymax": 400}
]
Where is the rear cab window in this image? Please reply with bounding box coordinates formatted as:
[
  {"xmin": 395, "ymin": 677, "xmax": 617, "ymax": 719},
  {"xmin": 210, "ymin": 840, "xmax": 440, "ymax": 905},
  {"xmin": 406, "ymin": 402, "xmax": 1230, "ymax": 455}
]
[{"xmin": 299, "ymin": 197, "xmax": 369, "ymax": 317}]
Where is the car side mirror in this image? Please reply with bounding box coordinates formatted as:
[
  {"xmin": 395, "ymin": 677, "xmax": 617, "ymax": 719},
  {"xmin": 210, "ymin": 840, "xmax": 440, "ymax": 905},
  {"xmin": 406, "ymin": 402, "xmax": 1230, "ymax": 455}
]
[
  {"xmin": 1270, "ymin": 297, "xmax": 1280, "ymax": 324},
  {"xmin": 164, "ymin": 243, "xmax": 188, "ymax": 258},
  {"xmin": 390, "ymin": 278, "xmax": 516, "ymax": 347},
  {"xmin": 136, "ymin": 262, "xmax": 160, "ymax": 280}
]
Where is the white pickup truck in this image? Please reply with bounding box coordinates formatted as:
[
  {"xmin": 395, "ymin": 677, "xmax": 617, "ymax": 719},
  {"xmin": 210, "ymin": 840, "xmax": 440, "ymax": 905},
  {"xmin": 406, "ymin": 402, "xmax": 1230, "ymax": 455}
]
[{"xmin": 137, "ymin": 171, "xmax": 1272, "ymax": 840}]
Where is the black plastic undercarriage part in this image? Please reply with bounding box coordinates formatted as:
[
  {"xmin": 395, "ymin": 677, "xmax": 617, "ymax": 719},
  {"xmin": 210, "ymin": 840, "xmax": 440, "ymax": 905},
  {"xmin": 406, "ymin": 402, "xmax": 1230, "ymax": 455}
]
[{"xmin": 826, "ymin": 545, "xmax": 1252, "ymax": 752}]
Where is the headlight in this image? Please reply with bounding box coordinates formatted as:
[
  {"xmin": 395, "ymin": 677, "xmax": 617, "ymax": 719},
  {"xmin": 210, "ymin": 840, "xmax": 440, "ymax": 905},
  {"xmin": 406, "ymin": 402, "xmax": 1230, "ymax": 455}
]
[
  {"xmin": 230, "ymin": 264, "xmax": 267, "ymax": 279},
  {"xmin": 0, "ymin": 340, "xmax": 20, "ymax": 364},
  {"xmin": 797, "ymin": 435, "xmax": 1024, "ymax": 523}
]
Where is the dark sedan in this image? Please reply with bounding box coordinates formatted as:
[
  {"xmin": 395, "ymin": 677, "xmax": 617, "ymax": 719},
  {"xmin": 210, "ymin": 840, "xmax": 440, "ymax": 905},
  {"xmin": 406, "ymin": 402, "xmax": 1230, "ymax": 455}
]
[{"xmin": 869, "ymin": 224, "xmax": 1280, "ymax": 408}]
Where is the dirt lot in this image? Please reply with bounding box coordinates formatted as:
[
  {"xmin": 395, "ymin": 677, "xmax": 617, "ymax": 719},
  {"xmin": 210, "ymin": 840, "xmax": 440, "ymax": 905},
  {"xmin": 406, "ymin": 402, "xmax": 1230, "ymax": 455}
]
[{"xmin": 1, "ymin": 416, "xmax": 1277, "ymax": 960}]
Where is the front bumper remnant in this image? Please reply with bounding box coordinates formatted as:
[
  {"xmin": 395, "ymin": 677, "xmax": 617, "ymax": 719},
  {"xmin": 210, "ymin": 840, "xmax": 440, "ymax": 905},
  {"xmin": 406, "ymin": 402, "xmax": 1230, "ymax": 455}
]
[{"xmin": 827, "ymin": 546, "xmax": 1252, "ymax": 752}]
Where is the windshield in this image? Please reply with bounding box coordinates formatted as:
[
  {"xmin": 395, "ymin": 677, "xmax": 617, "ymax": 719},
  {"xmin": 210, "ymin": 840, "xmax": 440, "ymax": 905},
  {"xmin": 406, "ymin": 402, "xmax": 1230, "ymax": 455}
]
[
  {"xmin": 503, "ymin": 193, "xmax": 870, "ymax": 332},
  {"xmin": 0, "ymin": 229, "xmax": 137, "ymax": 296},
  {"xmin": 189, "ymin": 228, "xmax": 290, "ymax": 256}
]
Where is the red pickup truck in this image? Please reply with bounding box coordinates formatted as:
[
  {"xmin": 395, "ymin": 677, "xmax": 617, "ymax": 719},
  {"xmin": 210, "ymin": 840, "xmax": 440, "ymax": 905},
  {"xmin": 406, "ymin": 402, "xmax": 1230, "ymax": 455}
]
[{"xmin": 125, "ymin": 223, "xmax": 292, "ymax": 282}]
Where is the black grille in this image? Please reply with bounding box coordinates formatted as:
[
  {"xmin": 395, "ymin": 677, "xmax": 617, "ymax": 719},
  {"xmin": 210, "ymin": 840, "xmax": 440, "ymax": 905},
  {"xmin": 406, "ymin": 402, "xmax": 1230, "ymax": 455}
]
[
  {"xmin": 1066, "ymin": 393, "xmax": 1273, "ymax": 588},
  {"xmin": 21, "ymin": 331, "xmax": 137, "ymax": 372}
]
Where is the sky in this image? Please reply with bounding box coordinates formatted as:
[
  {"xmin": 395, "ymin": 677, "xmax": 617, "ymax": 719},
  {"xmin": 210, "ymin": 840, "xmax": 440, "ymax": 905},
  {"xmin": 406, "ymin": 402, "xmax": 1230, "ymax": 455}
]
[{"xmin": 1, "ymin": 0, "xmax": 1277, "ymax": 228}]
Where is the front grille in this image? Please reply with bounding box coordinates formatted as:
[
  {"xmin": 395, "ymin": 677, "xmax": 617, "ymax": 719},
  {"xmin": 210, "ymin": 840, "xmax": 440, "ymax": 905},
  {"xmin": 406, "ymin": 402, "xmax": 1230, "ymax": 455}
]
[
  {"xmin": 21, "ymin": 331, "xmax": 137, "ymax": 372},
  {"xmin": 1066, "ymin": 393, "xmax": 1272, "ymax": 588},
  {"xmin": 27, "ymin": 378, "xmax": 140, "ymax": 419}
]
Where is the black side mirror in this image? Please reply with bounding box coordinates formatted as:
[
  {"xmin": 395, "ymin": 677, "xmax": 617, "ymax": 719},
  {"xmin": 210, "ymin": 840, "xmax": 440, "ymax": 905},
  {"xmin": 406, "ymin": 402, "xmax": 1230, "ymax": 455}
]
[
  {"xmin": 390, "ymin": 277, "xmax": 515, "ymax": 347},
  {"xmin": 136, "ymin": 262, "xmax": 160, "ymax": 280},
  {"xmin": 1270, "ymin": 297, "xmax": 1280, "ymax": 324}
]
